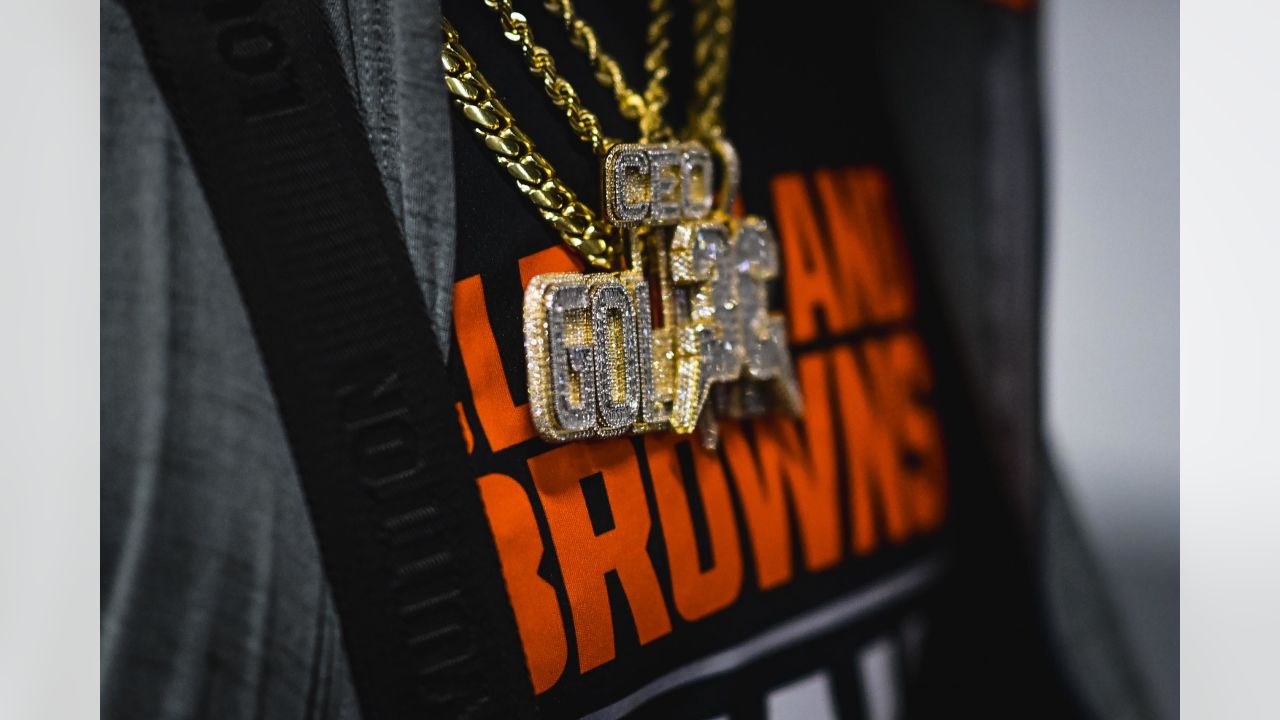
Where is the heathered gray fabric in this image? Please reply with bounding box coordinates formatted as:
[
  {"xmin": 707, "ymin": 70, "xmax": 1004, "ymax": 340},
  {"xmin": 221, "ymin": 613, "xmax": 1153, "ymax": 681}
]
[
  {"xmin": 335, "ymin": 0, "xmax": 457, "ymax": 355},
  {"xmin": 100, "ymin": 0, "xmax": 453, "ymax": 717}
]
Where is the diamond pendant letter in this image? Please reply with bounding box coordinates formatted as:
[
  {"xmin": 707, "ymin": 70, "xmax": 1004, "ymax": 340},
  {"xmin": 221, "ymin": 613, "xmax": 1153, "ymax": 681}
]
[{"xmin": 524, "ymin": 271, "xmax": 669, "ymax": 442}]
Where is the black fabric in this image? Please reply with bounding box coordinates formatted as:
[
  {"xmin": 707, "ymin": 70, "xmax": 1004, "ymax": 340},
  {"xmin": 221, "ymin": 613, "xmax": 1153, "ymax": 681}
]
[{"xmin": 114, "ymin": 1, "xmax": 536, "ymax": 717}]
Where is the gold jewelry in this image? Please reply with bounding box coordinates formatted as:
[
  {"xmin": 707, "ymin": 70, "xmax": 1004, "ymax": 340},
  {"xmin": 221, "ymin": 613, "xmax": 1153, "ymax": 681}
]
[
  {"xmin": 441, "ymin": 19, "xmax": 618, "ymax": 269},
  {"xmin": 474, "ymin": 0, "xmax": 723, "ymax": 227},
  {"xmin": 688, "ymin": 0, "xmax": 734, "ymax": 141},
  {"xmin": 639, "ymin": 0, "xmax": 674, "ymax": 142},
  {"xmin": 480, "ymin": 0, "xmax": 708, "ymax": 227},
  {"xmin": 681, "ymin": 0, "xmax": 803, "ymax": 428},
  {"xmin": 444, "ymin": 4, "xmax": 801, "ymax": 449},
  {"xmin": 488, "ymin": 0, "xmax": 676, "ymax": 143},
  {"xmin": 540, "ymin": 0, "xmax": 649, "ymax": 126},
  {"xmin": 441, "ymin": 19, "xmax": 680, "ymax": 438},
  {"xmin": 478, "ymin": 0, "xmax": 618, "ymax": 155}
]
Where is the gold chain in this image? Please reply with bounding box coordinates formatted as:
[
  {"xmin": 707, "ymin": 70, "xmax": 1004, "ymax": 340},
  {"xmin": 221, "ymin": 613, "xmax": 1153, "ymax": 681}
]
[
  {"xmin": 688, "ymin": 0, "xmax": 734, "ymax": 140},
  {"xmin": 640, "ymin": 0, "xmax": 674, "ymax": 141},
  {"xmin": 483, "ymin": 0, "xmax": 676, "ymax": 147},
  {"xmin": 479, "ymin": 0, "xmax": 618, "ymax": 155},
  {"xmin": 540, "ymin": 0, "xmax": 675, "ymax": 141},
  {"xmin": 541, "ymin": 0, "xmax": 648, "ymax": 124},
  {"xmin": 441, "ymin": 3, "xmax": 730, "ymax": 266},
  {"xmin": 441, "ymin": 19, "xmax": 617, "ymax": 269}
]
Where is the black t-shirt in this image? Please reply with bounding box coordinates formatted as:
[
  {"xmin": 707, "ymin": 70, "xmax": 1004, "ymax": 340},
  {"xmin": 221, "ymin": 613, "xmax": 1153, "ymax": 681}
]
[{"xmin": 441, "ymin": 2, "xmax": 1074, "ymax": 717}]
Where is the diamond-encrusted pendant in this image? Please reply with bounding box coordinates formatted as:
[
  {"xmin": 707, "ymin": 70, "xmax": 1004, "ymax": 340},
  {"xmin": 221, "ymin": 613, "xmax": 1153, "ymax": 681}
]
[
  {"xmin": 722, "ymin": 216, "xmax": 803, "ymax": 420},
  {"xmin": 522, "ymin": 137, "xmax": 802, "ymax": 449},
  {"xmin": 602, "ymin": 142, "xmax": 715, "ymax": 226},
  {"xmin": 666, "ymin": 214, "xmax": 803, "ymax": 448},
  {"xmin": 524, "ymin": 270, "xmax": 673, "ymax": 441}
]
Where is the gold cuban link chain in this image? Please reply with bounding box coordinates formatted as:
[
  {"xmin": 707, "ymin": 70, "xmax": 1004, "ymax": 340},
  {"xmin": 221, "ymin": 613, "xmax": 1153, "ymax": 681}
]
[
  {"xmin": 440, "ymin": 19, "xmax": 617, "ymax": 269},
  {"xmin": 528, "ymin": 0, "xmax": 732, "ymax": 222},
  {"xmin": 447, "ymin": 3, "xmax": 799, "ymax": 445}
]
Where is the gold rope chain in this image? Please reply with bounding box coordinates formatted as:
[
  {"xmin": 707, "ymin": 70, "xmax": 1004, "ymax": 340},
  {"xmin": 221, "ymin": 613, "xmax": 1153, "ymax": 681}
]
[
  {"xmin": 539, "ymin": 0, "xmax": 647, "ymax": 124},
  {"xmin": 536, "ymin": 0, "xmax": 729, "ymax": 143},
  {"xmin": 478, "ymin": 0, "xmax": 617, "ymax": 155},
  {"xmin": 440, "ymin": 1, "xmax": 731, "ymax": 267},
  {"xmin": 441, "ymin": 18, "xmax": 617, "ymax": 269},
  {"xmin": 446, "ymin": 4, "xmax": 800, "ymax": 447},
  {"xmin": 483, "ymin": 0, "xmax": 675, "ymax": 146},
  {"xmin": 688, "ymin": 0, "xmax": 734, "ymax": 140}
]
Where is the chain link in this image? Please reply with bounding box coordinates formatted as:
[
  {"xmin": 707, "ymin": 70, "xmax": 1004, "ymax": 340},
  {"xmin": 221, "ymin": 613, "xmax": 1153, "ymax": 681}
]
[
  {"xmin": 640, "ymin": 0, "xmax": 674, "ymax": 141},
  {"xmin": 441, "ymin": 19, "xmax": 618, "ymax": 269},
  {"xmin": 534, "ymin": 0, "xmax": 715, "ymax": 142},
  {"xmin": 486, "ymin": 0, "xmax": 675, "ymax": 143},
  {"xmin": 542, "ymin": 0, "xmax": 649, "ymax": 124},
  {"xmin": 480, "ymin": 0, "xmax": 618, "ymax": 155},
  {"xmin": 688, "ymin": 0, "xmax": 734, "ymax": 140}
]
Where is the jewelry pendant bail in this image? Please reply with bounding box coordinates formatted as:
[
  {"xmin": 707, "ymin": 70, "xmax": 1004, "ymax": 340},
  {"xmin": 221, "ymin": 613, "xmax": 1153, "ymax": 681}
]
[{"xmin": 707, "ymin": 135, "xmax": 741, "ymax": 216}]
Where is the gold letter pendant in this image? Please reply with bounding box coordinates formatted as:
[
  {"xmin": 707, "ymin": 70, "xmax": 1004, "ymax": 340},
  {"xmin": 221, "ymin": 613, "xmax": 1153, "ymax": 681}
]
[
  {"xmin": 602, "ymin": 143, "xmax": 715, "ymax": 227},
  {"xmin": 524, "ymin": 271, "xmax": 671, "ymax": 441},
  {"xmin": 525, "ymin": 139, "xmax": 800, "ymax": 448}
]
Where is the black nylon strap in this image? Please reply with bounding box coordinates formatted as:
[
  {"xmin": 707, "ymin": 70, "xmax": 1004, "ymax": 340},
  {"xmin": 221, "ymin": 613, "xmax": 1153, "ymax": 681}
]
[{"xmin": 117, "ymin": 1, "xmax": 537, "ymax": 717}]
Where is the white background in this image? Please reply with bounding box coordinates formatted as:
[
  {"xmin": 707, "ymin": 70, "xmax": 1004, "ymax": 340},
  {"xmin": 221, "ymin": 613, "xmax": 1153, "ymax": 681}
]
[{"xmin": 0, "ymin": 1, "xmax": 99, "ymax": 719}]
